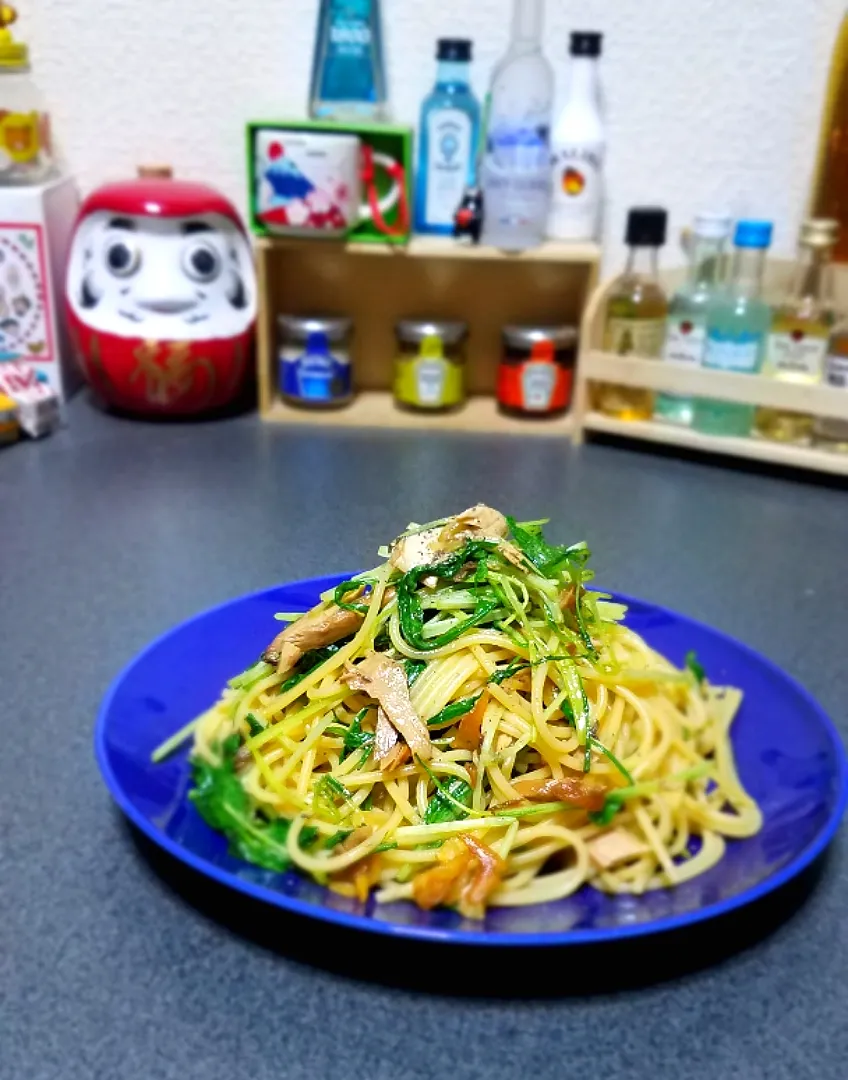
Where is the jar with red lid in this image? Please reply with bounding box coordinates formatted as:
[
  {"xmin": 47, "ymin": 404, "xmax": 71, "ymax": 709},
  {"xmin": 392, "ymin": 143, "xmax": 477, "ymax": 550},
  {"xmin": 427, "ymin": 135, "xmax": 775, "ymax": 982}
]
[{"xmin": 497, "ymin": 325, "xmax": 578, "ymax": 417}]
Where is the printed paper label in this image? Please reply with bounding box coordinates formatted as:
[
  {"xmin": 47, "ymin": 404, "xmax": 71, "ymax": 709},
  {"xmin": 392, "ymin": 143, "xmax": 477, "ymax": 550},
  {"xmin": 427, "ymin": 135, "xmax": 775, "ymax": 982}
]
[
  {"xmin": 765, "ymin": 331, "xmax": 828, "ymax": 380},
  {"xmin": 663, "ymin": 316, "xmax": 707, "ymax": 366},
  {"xmin": 425, "ymin": 109, "xmax": 472, "ymax": 226},
  {"xmin": 703, "ymin": 331, "xmax": 761, "ymax": 373},
  {"xmin": 824, "ymin": 351, "xmax": 848, "ymax": 390},
  {"xmin": 605, "ymin": 317, "xmax": 665, "ymax": 358}
]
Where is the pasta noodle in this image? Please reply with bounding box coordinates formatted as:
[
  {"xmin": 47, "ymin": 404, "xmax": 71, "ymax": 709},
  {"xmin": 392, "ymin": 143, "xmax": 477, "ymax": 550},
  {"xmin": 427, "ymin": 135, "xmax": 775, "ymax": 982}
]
[{"xmin": 174, "ymin": 505, "xmax": 762, "ymax": 919}]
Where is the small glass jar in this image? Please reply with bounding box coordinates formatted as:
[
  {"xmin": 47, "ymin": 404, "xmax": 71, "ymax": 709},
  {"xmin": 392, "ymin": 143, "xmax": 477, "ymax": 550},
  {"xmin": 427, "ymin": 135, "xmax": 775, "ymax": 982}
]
[
  {"xmin": 278, "ymin": 314, "xmax": 353, "ymax": 408},
  {"xmin": 497, "ymin": 324, "xmax": 578, "ymax": 417},
  {"xmin": 393, "ymin": 320, "xmax": 467, "ymax": 411},
  {"xmin": 0, "ymin": 13, "xmax": 55, "ymax": 185}
]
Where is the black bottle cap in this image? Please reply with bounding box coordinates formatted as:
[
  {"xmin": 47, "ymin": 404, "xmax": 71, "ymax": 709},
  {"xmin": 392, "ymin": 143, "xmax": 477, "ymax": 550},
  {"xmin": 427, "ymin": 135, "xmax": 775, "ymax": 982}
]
[
  {"xmin": 437, "ymin": 38, "xmax": 472, "ymax": 62},
  {"xmin": 570, "ymin": 32, "xmax": 602, "ymax": 57},
  {"xmin": 625, "ymin": 207, "xmax": 668, "ymax": 246}
]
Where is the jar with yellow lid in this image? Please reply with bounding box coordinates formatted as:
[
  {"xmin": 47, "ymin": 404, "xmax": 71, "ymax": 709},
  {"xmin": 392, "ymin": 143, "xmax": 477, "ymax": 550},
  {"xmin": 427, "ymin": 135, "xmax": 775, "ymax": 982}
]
[
  {"xmin": 0, "ymin": 390, "xmax": 18, "ymax": 442},
  {"xmin": 0, "ymin": 6, "xmax": 54, "ymax": 184},
  {"xmin": 393, "ymin": 320, "xmax": 467, "ymax": 411}
]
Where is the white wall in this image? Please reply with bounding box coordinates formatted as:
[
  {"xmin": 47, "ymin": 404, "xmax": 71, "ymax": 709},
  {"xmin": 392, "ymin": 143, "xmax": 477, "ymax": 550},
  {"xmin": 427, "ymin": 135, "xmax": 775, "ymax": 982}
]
[{"xmin": 24, "ymin": 0, "xmax": 845, "ymax": 270}]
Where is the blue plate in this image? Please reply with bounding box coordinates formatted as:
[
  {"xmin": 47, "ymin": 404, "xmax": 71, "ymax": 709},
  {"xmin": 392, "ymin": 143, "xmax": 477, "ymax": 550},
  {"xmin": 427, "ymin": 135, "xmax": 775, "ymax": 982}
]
[{"xmin": 95, "ymin": 574, "xmax": 848, "ymax": 946}]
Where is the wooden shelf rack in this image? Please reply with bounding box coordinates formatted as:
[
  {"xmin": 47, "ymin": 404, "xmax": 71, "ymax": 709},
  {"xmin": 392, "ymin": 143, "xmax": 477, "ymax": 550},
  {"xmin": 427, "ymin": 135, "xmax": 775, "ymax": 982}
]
[
  {"xmin": 256, "ymin": 235, "xmax": 600, "ymax": 435},
  {"xmin": 572, "ymin": 260, "xmax": 848, "ymax": 477}
]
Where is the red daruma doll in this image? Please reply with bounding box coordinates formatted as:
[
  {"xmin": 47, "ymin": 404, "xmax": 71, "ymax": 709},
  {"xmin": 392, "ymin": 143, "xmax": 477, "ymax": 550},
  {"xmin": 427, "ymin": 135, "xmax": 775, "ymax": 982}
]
[{"xmin": 66, "ymin": 170, "xmax": 256, "ymax": 415}]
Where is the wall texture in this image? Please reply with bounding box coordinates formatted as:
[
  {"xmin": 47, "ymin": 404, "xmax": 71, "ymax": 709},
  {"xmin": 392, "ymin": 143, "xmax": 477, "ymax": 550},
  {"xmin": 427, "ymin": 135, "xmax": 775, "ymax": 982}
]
[{"xmin": 24, "ymin": 0, "xmax": 845, "ymax": 269}]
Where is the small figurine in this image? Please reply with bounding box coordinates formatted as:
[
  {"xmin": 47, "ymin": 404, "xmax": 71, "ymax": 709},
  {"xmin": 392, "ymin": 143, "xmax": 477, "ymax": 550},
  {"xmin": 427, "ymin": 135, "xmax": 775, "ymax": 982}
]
[
  {"xmin": 66, "ymin": 169, "xmax": 256, "ymax": 416},
  {"xmin": 453, "ymin": 186, "xmax": 484, "ymax": 244}
]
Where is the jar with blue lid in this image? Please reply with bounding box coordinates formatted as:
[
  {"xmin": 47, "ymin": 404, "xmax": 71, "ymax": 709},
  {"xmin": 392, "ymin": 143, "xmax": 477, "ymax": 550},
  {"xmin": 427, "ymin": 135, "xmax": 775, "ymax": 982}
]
[{"xmin": 278, "ymin": 314, "xmax": 353, "ymax": 408}]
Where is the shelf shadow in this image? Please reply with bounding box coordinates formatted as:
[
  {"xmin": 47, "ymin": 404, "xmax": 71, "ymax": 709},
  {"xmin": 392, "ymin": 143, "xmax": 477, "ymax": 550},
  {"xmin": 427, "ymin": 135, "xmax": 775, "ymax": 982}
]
[{"xmin": 125, "ymin": 818, "xmax": 829, "ymax": 998}]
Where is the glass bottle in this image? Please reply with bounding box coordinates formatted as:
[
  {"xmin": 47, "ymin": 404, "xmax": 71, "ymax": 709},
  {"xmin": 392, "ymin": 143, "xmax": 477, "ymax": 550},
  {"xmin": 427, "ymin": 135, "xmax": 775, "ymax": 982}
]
[
  {"xmin": 754, "ymin": 219, "xmax": 837, "ymax": 444},
  {"xmin": 414, "ymin": 39, "xmax": 481, "ymax": 236},
  {"xmin": 813, "ymin": 324, "xmax": 848, "ymax": 451},
  {"xmin": 480, "ymin": 0, "xmax": 554, "ymax": 251},
  {"xmin": 598, "ymin": 207, "xmax": 668, "ymax": 421},
  {"xmin": 654, "ymin": 212, "xmax": 732, "ymax": 426},
  {"xmin": 0, "ymin": 7, "xmax": 55, "ymax": 184},
  {"xmin": 810, "ymin": 10, "xmax": 848, "ymax": 261},
  {"xmin": 309, "ymin": 0, "xmax": 387, "ymax": 121},
  {"xmin": 693, "ymin": 220, "xmax": 773, "ymax": 437}
]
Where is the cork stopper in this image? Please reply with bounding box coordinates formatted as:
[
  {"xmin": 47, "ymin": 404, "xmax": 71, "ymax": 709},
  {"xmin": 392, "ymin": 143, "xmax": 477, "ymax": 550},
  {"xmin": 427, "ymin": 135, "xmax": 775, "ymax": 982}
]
[{"xmin": 137, "ymin": 165, "xmax": 174, "ymax": 180}]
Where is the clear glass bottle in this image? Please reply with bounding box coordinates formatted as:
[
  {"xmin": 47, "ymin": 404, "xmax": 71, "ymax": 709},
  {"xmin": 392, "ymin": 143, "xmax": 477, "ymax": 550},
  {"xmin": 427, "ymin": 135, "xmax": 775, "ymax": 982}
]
[
  {"xmin": 754, "ymin": 219, "xmax": 837, "ymax": 444},
  {"xmin": 655, "ymin": 213, "xmax": 731, "ymax": 426},
  {"xmin": 598, "ymin": 207, "xmax": 668, "ymax": 421},
  {"xmin": 309, "ymin": 0, "xmax": 387, "ymax": 121},
  {"xmin": 693, "ymin": 220, "xmax": 773, "ymax": 437},
  {"xmin": 480, "ymin": 0, "xmax": 554, "ymax": 251},
  {"xmin": 414, "ymin": 39, "xmax": 481, "ymax": 236},
  {"xmin": 0, "ymin": 7, "xmax": 54, "ymax": 184}
]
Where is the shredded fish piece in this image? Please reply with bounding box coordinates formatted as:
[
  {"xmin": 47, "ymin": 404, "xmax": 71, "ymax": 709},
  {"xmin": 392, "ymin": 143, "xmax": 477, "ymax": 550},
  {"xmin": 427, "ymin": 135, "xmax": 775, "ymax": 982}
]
[{"xmin": 343, "ymin": 653, "xmax": 432, "ymax": 759}]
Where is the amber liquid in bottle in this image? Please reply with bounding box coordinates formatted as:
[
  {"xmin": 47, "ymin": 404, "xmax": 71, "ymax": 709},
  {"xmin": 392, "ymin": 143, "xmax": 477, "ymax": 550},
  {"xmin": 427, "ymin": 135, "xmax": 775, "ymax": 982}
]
[
  {"xmin": 811, "ymin": 14, "xmax": 848, "ymax": 262},
  {"xmin": 599, "ymin": 221, "xmax": 668, "ymax": 420},
  {"xmin": 754, "ymin": 223, "xmax": 836, "ymax": 444}
]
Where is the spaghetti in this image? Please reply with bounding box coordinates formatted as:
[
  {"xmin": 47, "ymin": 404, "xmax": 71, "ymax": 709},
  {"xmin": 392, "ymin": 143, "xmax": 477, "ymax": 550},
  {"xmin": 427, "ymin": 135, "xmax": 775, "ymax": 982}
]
[{"xmin": 175, "ymin": 505, "xmax": 762, "ymax": 918}]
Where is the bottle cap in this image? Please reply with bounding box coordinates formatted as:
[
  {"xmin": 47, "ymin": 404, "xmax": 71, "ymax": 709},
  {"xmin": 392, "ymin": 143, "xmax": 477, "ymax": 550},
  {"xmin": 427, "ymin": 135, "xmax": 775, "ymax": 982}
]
[
  {"xmin": 800, "ymin": 218, "xmax": 839, "ymax": 248},
  {"xmin": 570, "ymin": 32, "xmax": 602, "ymax": 57},
  {"xmin": 625, "ymin": 207, "xmax": 667, "ymax": 247},
  {"xmin": 734, "ymin": 220, "xmax": 773, "ymax": 249},
  {"xmin": 692, "ymin": 211, "xmax": 733, "ymax": 240},
  {"xmin": 437, "ymin": 38, "xmax": 472, "ymax": 62},
  {"xmin": 0, "ymin": 6, "xmax": 27, "ymax": 68}
]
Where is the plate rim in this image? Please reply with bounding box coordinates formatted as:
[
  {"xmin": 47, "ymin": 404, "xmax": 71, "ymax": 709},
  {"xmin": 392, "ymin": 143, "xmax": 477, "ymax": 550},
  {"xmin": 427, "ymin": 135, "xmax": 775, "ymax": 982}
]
[{"xmin": 94, "ymin": 574, "xmax": 848, "ymax": 947}]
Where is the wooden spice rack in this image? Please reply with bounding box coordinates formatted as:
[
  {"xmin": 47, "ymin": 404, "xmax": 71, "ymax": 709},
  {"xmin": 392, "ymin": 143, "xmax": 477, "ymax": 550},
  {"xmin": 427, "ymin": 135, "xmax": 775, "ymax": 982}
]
[
  {"xmin": 256, "ymin": 235, "xmax": 600, "ymax": 436},
  {"xmin": 572, "ymin": 260, "xmax": 848, "ymax": 477}
]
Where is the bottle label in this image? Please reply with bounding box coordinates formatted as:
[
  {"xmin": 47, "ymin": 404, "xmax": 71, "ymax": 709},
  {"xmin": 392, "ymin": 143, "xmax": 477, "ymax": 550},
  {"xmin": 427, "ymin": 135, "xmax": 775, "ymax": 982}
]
[
  {"xmin": 424, "ymin": 108, "xmax": 473, "ymax": 226},
  {"xmin": 703, "ymin": 331, "xmax": 762, "ymax": 373},
  {"xmin": 280, "ymin": 332, "xmax": 351, "ymax": 403},
  {"xmin": 498, "ymin": 359, "xmax": 572, "ymax": 413},
  {"xmin": 605, "ymin": 317, "xmax": 665, "ymax": 358},
  {"xmin": 824, "ymin": 351, "xmax": 848, "ymax": 390},
  {"xmin": 327, "ymin": 0, "xmax": 372, "ymax": 58},
  {"xmin": 764, "ymin": 330, "xmax": 828, "ymax": 380},
  {"xmin": 318, "ymin": 1, "xmax": 376, "ymax": 102},
  {"xmin": 663, "ymin": 315, "xmax": 707, "ymax": 366},
  {"xmin": 549, "ymin": 143, "xmax": 603, "ymax": 235}
]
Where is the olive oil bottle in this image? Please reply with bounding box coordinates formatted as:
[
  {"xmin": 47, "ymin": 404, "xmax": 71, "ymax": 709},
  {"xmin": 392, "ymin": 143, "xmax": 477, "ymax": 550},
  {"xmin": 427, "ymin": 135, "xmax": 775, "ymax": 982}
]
[{"xmin": 599, "ymin": 207, "xmax": 668, "ymax": 420}]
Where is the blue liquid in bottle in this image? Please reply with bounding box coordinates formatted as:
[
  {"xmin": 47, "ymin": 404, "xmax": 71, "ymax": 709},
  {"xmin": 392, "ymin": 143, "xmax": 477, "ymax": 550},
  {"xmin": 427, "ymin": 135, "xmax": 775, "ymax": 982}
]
[
  {"xmin": 694, "ymin": 220, "xmax": 773, "ymax": 436},
  {"xmin": 415, "ymin": 39, "xmax": 481, "ymax": 235},
  {"xmin": 310, "ymin": 0, "xmax": 387, "ymax": 121}
]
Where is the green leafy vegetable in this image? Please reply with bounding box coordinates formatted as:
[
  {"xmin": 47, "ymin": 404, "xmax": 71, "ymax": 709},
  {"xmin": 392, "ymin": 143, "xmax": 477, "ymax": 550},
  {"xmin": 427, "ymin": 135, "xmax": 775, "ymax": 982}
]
[
  {"xmin": 685, "ymin": 650, "xmax": 706, "ymax": 685},
  {"xmin": 423, "ymin": 775, "xmax": 473, "ymax": 824},
  {"xmin": 396, "ymin": 539, "xmax": 500, "ymax": 651},
  {"xmin": 588, "ymin": 793, "xmax": 625, "ymax": 827},
  {"xmin": 372, "ymin": 841, "xmax": 399, "ymax": 854},
  {"xmin": 334, "ymin": 579, "xmax": 370, "ymax": 615},
  {"xmin": 426, "ymin": 693, "xmax": 481, "ymax": 729},
  {"xmin": 324, "ymin": 828, "xmax": 353, "ymax": 849},
  {"xmin": 313, "ymin": 774, "xmax": 354, "ymax": 822},
  {"xmin": 245, "ymin": 712, "xmax": 264, "ymax": 738},
  {"xmin": 189, "ymin": 737, "xmax": 295, "ymax": 872},
  {"xmin": 489, "ymin": 658, "xmax": 530, "ymax": 685},
  {"xmin": 280, "ymin": 642, "xmax": 346, "ymax": 693},
  {"xmin": 341, "ymin": 709, "xmax": 376, "ymax": 760},
  {"xmin": 228, "ymin": 660, "xmax": 274, "ymax": 691},
  {"xmin": 404, "ymin": 658, "xmax": 427, "ymax": 686},
  {"xmin": 588, "ymin": 735, "xmax": 635, "ymax": 785},
  {"xmin": 506, "ymin": 516, "xmax": 574, "ymax": 578}
]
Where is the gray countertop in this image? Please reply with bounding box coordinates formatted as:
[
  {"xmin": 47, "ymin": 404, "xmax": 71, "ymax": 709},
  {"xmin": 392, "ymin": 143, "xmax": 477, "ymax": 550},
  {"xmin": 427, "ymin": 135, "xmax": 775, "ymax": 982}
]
[{"xmin": 3, "ymin": 397, "xmax": 847, "ymax": 1080}]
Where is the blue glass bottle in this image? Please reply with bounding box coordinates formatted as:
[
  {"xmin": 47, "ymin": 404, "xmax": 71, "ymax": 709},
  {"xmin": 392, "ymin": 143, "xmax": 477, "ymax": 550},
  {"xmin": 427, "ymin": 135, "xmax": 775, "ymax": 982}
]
[
  {"xmin": 309, "ymin": 0, "xmax": 387, "ymax": 121},
  {"xmin": 414, "ymin": 39, "xmax": 481, "ymax": 235}
]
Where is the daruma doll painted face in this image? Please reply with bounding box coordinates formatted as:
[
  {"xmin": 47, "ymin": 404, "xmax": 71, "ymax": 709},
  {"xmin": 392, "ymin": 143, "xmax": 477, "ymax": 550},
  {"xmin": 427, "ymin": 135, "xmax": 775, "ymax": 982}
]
[{"xmin": 66, "ymin": 176, "xmax": 256, "ymax": 415}]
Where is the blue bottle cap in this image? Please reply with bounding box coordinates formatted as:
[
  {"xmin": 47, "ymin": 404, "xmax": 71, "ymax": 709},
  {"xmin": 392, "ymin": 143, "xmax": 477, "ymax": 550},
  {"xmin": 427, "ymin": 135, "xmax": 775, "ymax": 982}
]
[{"xmin": 734, "ymin": 220, "xmax": 773, "ymax": 248}]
